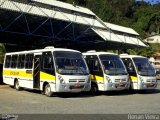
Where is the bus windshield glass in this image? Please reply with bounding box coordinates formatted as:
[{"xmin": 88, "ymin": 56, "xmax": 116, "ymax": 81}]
[
  {"xmin": 54, "ymin": 51, "xmax": 89, "ymax": 75},
  {"xmin": 99, "ymin": 55, "xmax": 127, "ymax": 75},
  {"xmin": 133, "ymin": 57, "xmax": 155, "ymax": 76}
]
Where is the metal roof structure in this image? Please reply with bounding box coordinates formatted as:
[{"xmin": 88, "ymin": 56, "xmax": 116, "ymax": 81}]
[
  {"xmin": 32, "ymin": 0, "xmax": 96, "ymax": 16},
  {"xmin": 91, "ymin": 22, "xmax": 146, "ymax": 47},
  {"xmin": 105, "ymin": 22, "xmax": 139, "ymax": 35},
  {"xmin": 0, "ymin": 0, "xmax": 147, "ymax": 52}
]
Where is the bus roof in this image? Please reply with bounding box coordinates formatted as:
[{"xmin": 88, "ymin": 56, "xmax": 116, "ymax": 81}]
[
  {"xmin": 5, "ymin": 47, "xmax": 81, "ymax": 55},
  {"xmin": 120, "ymin": 54, "xmax": 146, "ymax": 59},
  {"xmin": 83, "ymin": 51, "xmax": 118, "ymax": 56}
]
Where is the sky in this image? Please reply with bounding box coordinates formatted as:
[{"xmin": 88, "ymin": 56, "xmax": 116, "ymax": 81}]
[{"xmin": 137, "ymin": 0, "xmax": 160, "ymax": 4}]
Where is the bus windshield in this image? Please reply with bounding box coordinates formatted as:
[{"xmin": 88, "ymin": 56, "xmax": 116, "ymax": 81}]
[
  {"xmin": 133, "ymin": 57, "xmax": 155, "ymax": 76},
  {"xmin": 54, "ymin": 51, "xmax": 89, "ymax": 75},
  {"xmin": 99, "ymin": 55, "xmax": 128, "ymax": 75}
]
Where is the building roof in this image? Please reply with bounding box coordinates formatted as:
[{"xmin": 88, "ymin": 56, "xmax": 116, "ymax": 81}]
[
  {"xmin": 32, "ymin": 0, "xmax": 95, "ymax": 16},
  {"xmin": 144, "ymin": 34, "xmax": 160, "ymax": 43},
  {"xmin": 105, "ymin": 22, "xmax": 139, "ymax": 35},
  {"xmin": 92, "ymin": 28, "xmax": 146, "ymax": 47},
  {"xmin": 0, "ymin": 0, "xmax": 147, "ymax": 48}
]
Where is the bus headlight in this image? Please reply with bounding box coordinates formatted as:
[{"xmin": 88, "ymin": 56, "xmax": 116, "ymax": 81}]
[
  {"xmin": 106, "ymin": 76, "xmax": 112, "ymax": 83},
  {"xmin": 86, "ymin": 78, "xmax": 90, "ymax": 83},
  {"xmin": 58, "ymin": 75, "xmax": 65, "ymax": 84},
  {"xmin": 139, "ymin": 77, "xmax": 144, "ymax": 83}
]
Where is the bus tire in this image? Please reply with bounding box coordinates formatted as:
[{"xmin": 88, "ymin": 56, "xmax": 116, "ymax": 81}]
[
  {"xmin": 14, "ymin": 80, "xmax": 21, "ymax": 91},
  {"xmin": 90, "ymin": 83, "xmax": 98, "ymax": 95},
  {"xmin": 44, "ymin": 84, "xmax": 52, "ymax": 97},
  {"xmin": 129, "ymin": 82, "xmax": 134, "ymax": 93}
]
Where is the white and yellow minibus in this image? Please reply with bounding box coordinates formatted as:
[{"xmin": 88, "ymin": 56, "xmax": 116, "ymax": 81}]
[
  {"xmin": 120, "ymin": 54, "xmax": 157, "ymax": 90},
  {"xmin": 3, "ymin": 47, "xmax": 90, "ymax": 96},
  {"xmin": 83, "ymin": 51, "xmax": 129, "ymax": 93}
]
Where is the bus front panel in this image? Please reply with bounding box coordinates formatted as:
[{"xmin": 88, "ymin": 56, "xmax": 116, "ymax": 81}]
[{"xmin": 54, "ymin": 51, "xmax": 90, "ymax": 92}]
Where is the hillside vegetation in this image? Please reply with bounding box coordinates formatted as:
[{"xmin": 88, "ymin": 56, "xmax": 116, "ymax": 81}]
[
  {"xmin": 60, "ymin": 0, "xmax": 160, "ymax": 38},
  {"xmin": 59, "ymin": 0, "xmax": 160, "ymax": 56}
]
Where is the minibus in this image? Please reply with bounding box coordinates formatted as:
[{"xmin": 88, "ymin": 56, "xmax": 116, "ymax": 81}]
[
  {"xmin": 3, "ymin": 47, "xmax": 90, "ymax": 96},
  {"xmin": 83, "ymin": 51, "xmax": 129, "ymax": 93},
  {"xmin": 120, "ymin": 54, "xmax": 157, "ymax": 90}
]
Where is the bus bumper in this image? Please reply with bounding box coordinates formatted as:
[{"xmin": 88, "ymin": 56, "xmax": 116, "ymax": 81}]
[
  {"xmin": 104, "ymin": 82, "xmax": 130, "ymax": 91},
  {"xmin": 138, "ymin": 82, "xmax": 157, "ymax": 90},
  {"xmin": 56, "ymin": 83, "xmax": 90, "ymax": 93}
]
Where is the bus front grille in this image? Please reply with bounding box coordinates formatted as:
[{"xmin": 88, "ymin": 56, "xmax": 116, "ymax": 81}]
[
  {"xmin": 69, "ymin": 79, "xmax": 85, "ymax": 83},
  {"xmin": 115, "ymin": 79, "xmax": 126, "ymax": 83},
  {"xmin": 147, "ymin": 79, "xmax": 156, "ymax": 83}
]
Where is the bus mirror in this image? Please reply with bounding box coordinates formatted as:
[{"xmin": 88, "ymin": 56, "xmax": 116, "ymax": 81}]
[{"xmin": 128, "ymin": 67, "xmax": 133, "ymax": 71}]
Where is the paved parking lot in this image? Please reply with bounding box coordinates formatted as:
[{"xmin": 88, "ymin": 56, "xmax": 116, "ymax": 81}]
[{"xmin": 0, "ymin": 81, "xmax": 160, "ymax": 114}]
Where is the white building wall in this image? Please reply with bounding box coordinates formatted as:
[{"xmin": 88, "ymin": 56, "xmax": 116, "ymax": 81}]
[{"xmin": 144, "ymin": 35, "xmax": 160, "ymax": 43}]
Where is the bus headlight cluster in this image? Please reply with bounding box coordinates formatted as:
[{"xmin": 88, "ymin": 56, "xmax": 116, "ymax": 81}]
[
  {"xmin": 139, "ymin": 77, "xmax": 144, "ymax": 83},
  {"xmin": 58, "ymin": 75, "xmax": 65, "ymax": 84},
  {"xmin": 127, "ymin": 75, "xmax": 129, "ymax": 82},
  {"xmin": 86, "ymin": 78, "xmax": 90, "ymax": 83},
  {"xmin": 106, "ymin": 76, "xmax": 112, "ymax": 83}
]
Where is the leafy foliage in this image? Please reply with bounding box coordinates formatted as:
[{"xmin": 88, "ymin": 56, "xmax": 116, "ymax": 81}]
[
  {"xmin": 60, "ymin": 0, "xmax": 160, "ymax": 56},
  {"xmin": 0, "ymin": 43, "xmax": 6, "ymax": 64},
  {"xmin": 60, "ymin": 0, "xmax": 160, "ymax": 37}
]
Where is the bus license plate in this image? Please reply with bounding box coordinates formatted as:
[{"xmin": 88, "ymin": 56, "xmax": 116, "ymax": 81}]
[
  {"xmin": 70, "ymin": 83, "xmax": 83, "ymax": 89},
  {"xmin": 116, "ymin": 83, "xmax": 125, "ymax": 88},
  {"xmin": 147, "ymin": 83, "xmax": 154, "ymax": 87}
]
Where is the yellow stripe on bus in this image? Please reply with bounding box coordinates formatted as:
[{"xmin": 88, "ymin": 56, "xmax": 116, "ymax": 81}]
[
  {"xmin": 40, "ymin": 72, "xmax": 56, "ymax": 81},
  {"xmin": 90, "ymin": 75, "xmax": 104, "ymax": 82},
  {"xmin": 3, "ymin": 69, "xmax": 33, "ymax": 78},
  {"xmin": 130, "ymin": 76, "xmax": 138, "ymax": 81},
  {"xmin": 3, "ymin": 70, "xmax": 56, "ymax": 81}
]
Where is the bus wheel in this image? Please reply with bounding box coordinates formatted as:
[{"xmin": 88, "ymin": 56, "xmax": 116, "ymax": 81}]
[
  {"xmin": 14, "ymin": 80, "xmax": 21, "ymax": 91},
  {"xmin": 129, "ymin": 82, "xmax": 134, "ymax": 93},
  {"xmin": 90, "ymin": 83, "xmax": 98, "ymax": 95},
  {"xmin": 44, "ymin": 84, "xmax": 52, "ymax": 97}
]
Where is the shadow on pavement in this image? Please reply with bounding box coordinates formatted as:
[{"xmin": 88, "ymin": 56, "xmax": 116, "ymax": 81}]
[
  {"xmin": 3, "ymin": 84, "xmax": 160, "ymax": 98},
  {"xmin": 17, "ymin": 87, "xmax": 160, "ymax": 98},
  {"xmin": 102, "ymin": 88, "xmax": 160, "ymax": 96},
  {"xmin": 137, "ymin": 89, "xmax": 160, "ymax": 94},
  {"xmin": 23, "ymin": 89, "xmax": 96, "ymax": 98},
  {"xmin": 56, "ymin": 92, "xmax": 97, "ymax": 98}
]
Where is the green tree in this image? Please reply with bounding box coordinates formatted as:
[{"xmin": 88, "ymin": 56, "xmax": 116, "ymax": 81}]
[
  {"xmin": 0, "ymin": 43, "xmax": 6, "ymax": 64},
  {"xmin": 54, "ymin": 0, "xmax": 160, "ymax": 54}
]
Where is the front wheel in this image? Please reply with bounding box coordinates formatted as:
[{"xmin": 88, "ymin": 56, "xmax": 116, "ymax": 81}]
[
  {"xmin": 44, "ymin": 84, "xmax": 53, "ymax": 97},
  {"xmin": 90, "ymin": 83, "xmax": 98, "ymax": 95},
  {"xmin": 14, "ymin": 80, "xmax": 21, "ymax": 91}
]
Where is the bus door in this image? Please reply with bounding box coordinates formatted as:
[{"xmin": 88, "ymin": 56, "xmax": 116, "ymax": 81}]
[
  {"xmin": 121, "ymin": 58, "xmax": 137, "ymax": 86},
  {"xmin": 41, "ymin": 52, "xmax": 55, "ymax": 83},
  {"xmin": 33, "ymin": 55, "xmax": 41, "ymax": 89},
  {"xmin": 85, "ymin": 55, "xmax": 104, "ymax": 84}
]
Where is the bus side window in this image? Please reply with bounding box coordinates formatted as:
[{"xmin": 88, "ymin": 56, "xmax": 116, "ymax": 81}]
[
  {"xmin": 17, "ymin": 54, "xmax": 25, "ymax": 68},
  {"xmin": 93, "ymin": 59, "xmax": 100, "ymax": 71},
  {"xmin": 4, "ymin": 55, "xmax": 11, "ymax": 68},
  {"xmin": 86, "ymin": 59, "xmax": 93, "ymax": 73},
  {"xmin": 92, "ymin": 58, "xmax": 103, "ymax": 76},
  {"xmin": 42, "ymin": 52, "xmax": 54, "ymax": 74},
  {"xmin": 85, "ymin": 55, "xmax": 102, "ymax": 75},
  {"xmin": 25, "ymin": 54, "xmax": 34, "ymax": 69},
  {"xmin": 122, "ymin": 58, "xmax": 136, "ymax": 75},
  {"xmin": 11, "ymin": 55, "xmax": 18, "ymax": 68}
]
